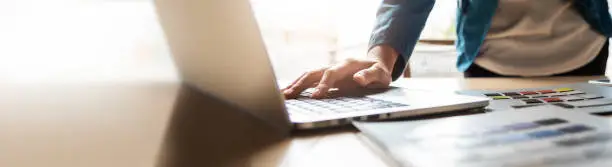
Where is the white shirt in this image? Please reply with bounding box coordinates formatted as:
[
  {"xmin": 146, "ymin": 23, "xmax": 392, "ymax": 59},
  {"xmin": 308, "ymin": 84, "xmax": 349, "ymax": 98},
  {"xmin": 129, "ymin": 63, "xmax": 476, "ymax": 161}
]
[{"xmin": 474, "ymin": 0, "xmax": 607, "ymax": 76}]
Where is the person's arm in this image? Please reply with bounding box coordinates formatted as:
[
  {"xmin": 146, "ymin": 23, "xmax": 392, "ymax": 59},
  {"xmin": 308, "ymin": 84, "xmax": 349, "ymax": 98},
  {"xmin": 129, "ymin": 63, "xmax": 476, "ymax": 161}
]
[
  {"xmin": 282, "ymin": 0, "xmax": 435, "ymax": 99},
  {"xmin": 369, "ymin": 0, "xmax": 435, "ymax": 80}
]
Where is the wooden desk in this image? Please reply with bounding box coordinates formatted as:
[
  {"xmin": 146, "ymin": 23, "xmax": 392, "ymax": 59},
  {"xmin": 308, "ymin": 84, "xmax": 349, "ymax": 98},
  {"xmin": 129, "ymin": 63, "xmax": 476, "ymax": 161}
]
[{"xmin": 1, "ymin": 76, "xmax": 604, "ymax": 167}]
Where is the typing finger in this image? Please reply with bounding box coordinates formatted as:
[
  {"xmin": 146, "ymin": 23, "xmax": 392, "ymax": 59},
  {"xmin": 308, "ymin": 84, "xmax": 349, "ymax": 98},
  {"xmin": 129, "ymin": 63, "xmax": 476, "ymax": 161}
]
[
  {"xmin": 284, "ymin": 71, "xmax": 324, "ymax": 98},
  {"xmin": 311, "ymin": 69, "xmax": 339, "ymax": 99}
]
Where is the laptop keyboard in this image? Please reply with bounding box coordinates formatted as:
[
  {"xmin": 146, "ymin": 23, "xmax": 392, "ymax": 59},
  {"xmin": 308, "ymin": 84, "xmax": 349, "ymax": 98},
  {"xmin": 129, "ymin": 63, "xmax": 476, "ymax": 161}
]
[{"xmin": 285, "ymin": 96, "xmax": 408, "ymax": 115}]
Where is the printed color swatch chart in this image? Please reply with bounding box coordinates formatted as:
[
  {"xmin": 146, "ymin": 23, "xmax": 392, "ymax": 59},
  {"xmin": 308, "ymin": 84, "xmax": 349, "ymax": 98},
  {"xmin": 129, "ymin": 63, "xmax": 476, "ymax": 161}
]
[
  {"xmin": 458, "ymin": 83, "xmax": 612, "ymax": 114},
  {"xmin": 354, "ymin": 106, "xmax": 612, "ymax": 167}
]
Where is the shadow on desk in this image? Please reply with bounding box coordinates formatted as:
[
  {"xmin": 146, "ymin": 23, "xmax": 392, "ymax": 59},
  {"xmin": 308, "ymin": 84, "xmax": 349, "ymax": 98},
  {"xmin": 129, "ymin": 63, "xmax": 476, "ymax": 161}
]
[
  {"xmin": 153, "ymin": 84, "xmax": 489, "ymax": 167},
  {"xmin": 156, "ymin": 85, "xmax": 287, "ymax": 167}
]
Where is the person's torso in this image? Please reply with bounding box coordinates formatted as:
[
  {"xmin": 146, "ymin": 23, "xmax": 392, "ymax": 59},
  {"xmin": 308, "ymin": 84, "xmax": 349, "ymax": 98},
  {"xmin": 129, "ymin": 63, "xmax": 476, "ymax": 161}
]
[
  {"xmin": 453, "ymin": 0, "xmax": 612, "ymax": 72},
  {"xmin": 472, "ymin": 0, "xmax": 606, "ymax": 76}
]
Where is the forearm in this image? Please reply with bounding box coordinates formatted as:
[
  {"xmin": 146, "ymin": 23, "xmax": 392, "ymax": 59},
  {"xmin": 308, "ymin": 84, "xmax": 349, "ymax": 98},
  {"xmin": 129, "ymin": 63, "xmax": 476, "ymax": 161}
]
[{"xmin": 368, "ymin": 0, "xmax": 435, "ymax": 80}]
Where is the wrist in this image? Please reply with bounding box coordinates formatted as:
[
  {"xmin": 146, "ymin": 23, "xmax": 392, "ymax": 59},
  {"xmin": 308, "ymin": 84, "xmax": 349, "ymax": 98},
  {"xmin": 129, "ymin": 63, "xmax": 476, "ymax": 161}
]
[{"xmin": 367, "ymin": 45, "xmax": 399, "ymax": 73}]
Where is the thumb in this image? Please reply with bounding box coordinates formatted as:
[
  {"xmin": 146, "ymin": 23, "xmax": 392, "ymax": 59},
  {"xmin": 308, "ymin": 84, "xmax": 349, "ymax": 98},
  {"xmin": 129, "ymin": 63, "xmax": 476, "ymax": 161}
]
[{"xmin": 353, "ymin": 64, "xmax": 391, "ymax": 88}]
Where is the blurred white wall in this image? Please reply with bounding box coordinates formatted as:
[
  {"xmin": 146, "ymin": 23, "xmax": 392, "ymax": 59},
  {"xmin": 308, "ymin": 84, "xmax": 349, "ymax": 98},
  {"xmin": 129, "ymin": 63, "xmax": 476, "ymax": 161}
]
[
  {"xmin": 0, "ymin": 0, "xmax": 463, "ymax": 83},
  {"xmin": 0, "ymin": 0, "xmax": 606, "ymax": 83},
  {"xmin": 0, "ymin": 0, "xmax": 177, "ymax": 83}
]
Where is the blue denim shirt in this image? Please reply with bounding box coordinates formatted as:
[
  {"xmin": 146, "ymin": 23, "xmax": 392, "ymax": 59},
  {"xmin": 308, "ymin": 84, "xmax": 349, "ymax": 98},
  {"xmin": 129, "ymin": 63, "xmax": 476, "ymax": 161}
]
[{"xmin": 369, "ymin": 0, "xmax": 612, "ymax": 80}]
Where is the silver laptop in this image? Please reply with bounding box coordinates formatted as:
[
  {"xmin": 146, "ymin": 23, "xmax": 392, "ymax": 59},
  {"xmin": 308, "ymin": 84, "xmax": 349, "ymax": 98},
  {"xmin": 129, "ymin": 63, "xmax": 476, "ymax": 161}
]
[{"xmin": 153, "ymin": 0, "xmax": 489, "ymax": 132}]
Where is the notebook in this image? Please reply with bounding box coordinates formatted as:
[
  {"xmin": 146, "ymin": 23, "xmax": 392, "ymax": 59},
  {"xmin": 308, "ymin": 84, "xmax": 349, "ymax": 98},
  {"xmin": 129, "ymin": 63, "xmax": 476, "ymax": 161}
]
[{"xmin": 355, "ymin": 105, "xmax": 612, "ymax": 167}]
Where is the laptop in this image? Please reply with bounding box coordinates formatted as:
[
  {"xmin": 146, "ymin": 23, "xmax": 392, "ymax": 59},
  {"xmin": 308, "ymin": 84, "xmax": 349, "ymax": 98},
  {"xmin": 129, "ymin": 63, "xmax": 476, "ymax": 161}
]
[{"xmin": 153, "ymin": 0, "xmax": 489, "ymax": 132}]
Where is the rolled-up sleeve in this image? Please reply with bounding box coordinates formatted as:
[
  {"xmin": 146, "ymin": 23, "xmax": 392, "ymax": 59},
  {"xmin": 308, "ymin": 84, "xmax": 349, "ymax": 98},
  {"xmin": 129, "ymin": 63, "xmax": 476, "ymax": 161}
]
[{"xmin": 368, "ymin": 0, "xmax": 435, "ymax": 80}]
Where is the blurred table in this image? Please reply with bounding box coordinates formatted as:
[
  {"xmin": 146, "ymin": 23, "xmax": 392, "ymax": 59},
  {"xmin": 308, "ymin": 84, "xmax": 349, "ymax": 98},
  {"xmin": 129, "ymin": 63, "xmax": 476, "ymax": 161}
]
[{"xmin": 0, "ymin": 76, "xmax": 605, "ymax": 167}]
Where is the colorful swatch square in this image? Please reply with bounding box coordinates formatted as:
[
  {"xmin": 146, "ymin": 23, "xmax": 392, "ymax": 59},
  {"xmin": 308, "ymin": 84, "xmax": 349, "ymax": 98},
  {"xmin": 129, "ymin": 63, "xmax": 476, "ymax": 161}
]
[
  {"xmin": 538, "ymin": 90, "xmax": 556, "ymax": 94},
  {"xmin": 520, "ymin": 91, "xmax": 538, "ymax": 95},
  {"xmin": 554, "ymin": 88, "xmax": 574, "ymax": 92},
  {"xmin": 522, "ymin": 99, "xmax": 543, "ymax": 104},
  {"xmin": 503, "ymin": 92, "xmax": 521, "ymax": 96},
  {"xmin": 512, "ymin": 95, "xmax": 529, "ymax": 99},
  {"xmin": 527, "ymin": 130, "xmax": 564, "ymax": 139},
  {"xmin": 484, "ymin": 93, "xmax": 503, "ymax": 97},
  {"xmin": 541, "ymin": 97, "xmax": 563, "ymax": 103},
  {"xmin": 558, "ymin": 125, "xmax": 593, "ymax": 134},
  {"xmin": 492, "ymin": 96, "xmax": 511, "ymax": 100},
  {"xmin": 534, "ymin": 118, "xmax": 568, "ymax": 125}
]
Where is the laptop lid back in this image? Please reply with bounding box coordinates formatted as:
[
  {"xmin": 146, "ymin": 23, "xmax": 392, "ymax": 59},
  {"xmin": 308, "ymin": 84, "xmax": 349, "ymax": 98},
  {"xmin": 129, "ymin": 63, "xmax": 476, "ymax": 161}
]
[{"xmin": 154, "ymin": 0, "xmax": 291, "ymax": 133}]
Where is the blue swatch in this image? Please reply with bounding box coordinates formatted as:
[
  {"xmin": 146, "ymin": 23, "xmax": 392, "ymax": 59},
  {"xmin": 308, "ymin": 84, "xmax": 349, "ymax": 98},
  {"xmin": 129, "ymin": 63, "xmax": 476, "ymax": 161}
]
[{"xmin": 527, "ymin": 130, "xmax": 564, "ymax": 139}]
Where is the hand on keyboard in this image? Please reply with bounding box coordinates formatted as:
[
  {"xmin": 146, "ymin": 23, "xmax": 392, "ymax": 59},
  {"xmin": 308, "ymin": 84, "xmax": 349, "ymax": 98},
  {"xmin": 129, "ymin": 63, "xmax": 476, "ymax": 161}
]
[{"xmin": 281, "ymin": 46, "xmax": 398, "ymax": 99}]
